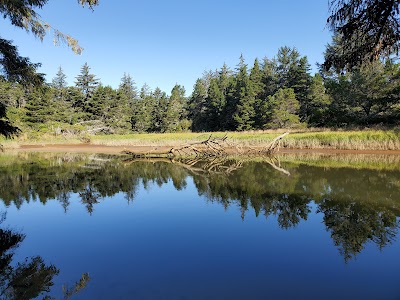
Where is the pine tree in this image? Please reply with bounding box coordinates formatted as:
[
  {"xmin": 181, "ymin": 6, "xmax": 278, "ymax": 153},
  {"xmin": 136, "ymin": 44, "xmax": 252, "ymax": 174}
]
[
  {"xmin": 307, "ymin": 74, "xmax": 331, "ymax": 126},
  {"xmin": 75, "ymin": 63, "xmax": 99, "ymax": 98},
  {"xmin": 262, "ymin": 57, "xmax": 279, "ymax": 97},
  {"xmin": 118, "ymin": 73, "xmax": 138, "ymax": 106},
  {"xmin": 267, "ymin": 88, "xmax": 301, "ymax": 129},
  {"xmin": 130, "ymin": 84, "xmax": 154, "ymax": 132},
  {"xmin": 188, "ymin": 78, "xmax": 208, "ymax": 131},
  {"xmin": 151, "ymin": 87, "xmax": 168, "ymax": 132},
  {"xmin": 233, "ymin": 55, "xmax": 256, "ymax": 131},
  {"xmin": 52, "ymin": 66, "xmax": 68, "ymax": 90},
  {"xmin": 24, "ymin": 87, "xmax": 55, "ymax": 125},
  {"xmin": 66, "ymin": 87, "xmax": 87, "ymax": 123},
  {"xmin": 324, "ymin": 59, "xmax": 400, "ymax": 126},
  {"xmin": 0, "ymin": 79, "xmax": 26, "ymax": 108},
  {"xmin": 163, "ymin": 84, "xmax": 187, "ymax": 132},
  {"xmin": 74, "ymin": 63, "xmax": 100, "ymax": 120},
  {"xmin": 51, "ymin": 66, "xmax": 68, "ymax": 102},
  {"xmin": 275, "ymin": 47, "xmax": 312, "ymax": 122},
  {"xmin": 250, "ymin": 58, "xmax": 266, "ymax": 129},
  {"xmin": 288, "ymin": 56, "xmax": 312, "ymax": 121},
  {"xmin": 206, "ymin": 77, "xmax": 226, "ymax": 131}
]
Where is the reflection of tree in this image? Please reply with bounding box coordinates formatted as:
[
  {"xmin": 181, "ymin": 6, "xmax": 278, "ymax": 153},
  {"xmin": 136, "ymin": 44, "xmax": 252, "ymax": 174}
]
[
  {"xmin": 263, "ymin": 194, "xmax": 311, "ymax": 229},
  {"xmin": 79, "ymin": 184, "xmax": 100, "ymax": 216},
  {"xmin": 62, "ymin": 272, "xmax": 90, "ymax": 300},
  {"xmin": 0, "ymin": 154, "xmax": 399, "ymax": 262},
  {"xmin": 0, "ymin": 213, "xmax": 90, "ymax": 299},
  {"xmin": 318, "ymin": 200, "xmax": 399, "ymax": 262},
  {"xmin": 0, "ymin": 213, "xmax": 58, "ymax": 300}
]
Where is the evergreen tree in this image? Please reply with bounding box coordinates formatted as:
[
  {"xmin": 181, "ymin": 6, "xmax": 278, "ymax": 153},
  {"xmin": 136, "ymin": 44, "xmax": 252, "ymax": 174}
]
[
  {"xmin": 75, "ymin": 63, "xmax": 99, "ymax": 98},
  {"xmin": 233, "ymin": 55, "xmax": 256, "ymax": 131},
  {"xmin": 24, "ymin": 87, "xmax": 55, "ymax": 125},
  {"xmin": 262, "ymin": 57, "xmax": 279, "ymax": 97},
  {"xmin": 151, "ymin": 87, "xmax": 168, "ymax": 132},
  {"xmin": 307, "ymin": 74, "xmax": 331, "ymax": 126},
  {"xmin": 52, "ymin": 66, "xmax": 68, "ymax": 90},
  {"xmin": 51, "ymin": 66, "xmax": 68, "ymax": 102},
  {"xmin": 75, "ymin": 63, "xmax": 100, "ymax": 120},
  {"xmin": 118, "ymin": 73, "xmax": 138, "ymax": 106},
  {"xmin": 0, "ymin": 0, "xmax": 98, "ymax": 85},
  {"xmin": 267, "ymin": 88, "xmax": 301, "ymax": 128},
  {"xmin": 66, "ymin": 87, "xmax": 87, "ymax": 123},
  {"xmin": 206, "ymin": 77, "xmax": 226, "ymax": 131},
  {"xmin": 325, "ymin": 59, "xmax": 400, "ymax": 125},
  {"xmin": 163, "ymin": 84, "xmax": 188, "ymax": 132},
  {"xmin": 250, "ymin": 58, "xmax": 266, "ymax": 129},
  {"xmin": 89, "ymin": 85, "xmax": 115, "ymax": 121},
  {"xmin": 325, "ymin": 0, "xmax": 400, "ymax": 70},
  {"xmin": 276, "ymin": 46, "xmax": 301, "ymax": 88},
  {"xmin": 188, "ymin": 78, "xmax": 208, "ymax": 131},
  {"xmin": 275, "ymin": 47, "xmax": 312, "ymax": 122},
  {"xmin": 289, "ymin": 56, "xmax": 312, "ymax": 121},
  {"xmin": 0, "ymin": 79, "xmax": 26, "ymax": 108},
  {"xmin": 131, "ymin": 84, "xmax": 154, "ymax": 132}
]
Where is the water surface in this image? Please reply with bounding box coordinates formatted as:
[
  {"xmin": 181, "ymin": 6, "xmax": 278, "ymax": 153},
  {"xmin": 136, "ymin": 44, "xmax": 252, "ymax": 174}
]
[{"xmin": 0, "ymin": 153, "xmax": 399, "ymax": 299}]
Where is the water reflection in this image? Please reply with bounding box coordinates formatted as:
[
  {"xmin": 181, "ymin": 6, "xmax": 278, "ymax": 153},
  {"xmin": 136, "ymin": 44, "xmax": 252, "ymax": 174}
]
[
  {"xmin": 0, "ymin": 212, "xmax": 89, "ymax": 299},
  {"xmin": 0, "ymin": 153, "xmax": 399, "ymax": 262}
]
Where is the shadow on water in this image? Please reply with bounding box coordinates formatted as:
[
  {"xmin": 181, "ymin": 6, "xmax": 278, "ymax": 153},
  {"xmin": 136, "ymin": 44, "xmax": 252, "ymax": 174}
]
[
  {"xmin": 0, "ymin": 152, "xmax": 399, "ymax": 263},
  {"xmin": 0, "ymin": 212, "xmax": 89, "ymax": 300}
]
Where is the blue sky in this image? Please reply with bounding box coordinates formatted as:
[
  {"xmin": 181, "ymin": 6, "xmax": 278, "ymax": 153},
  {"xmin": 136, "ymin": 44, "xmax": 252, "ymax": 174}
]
[{"xmin": 2, "ymin": 0, "xmax": 332, "ymax": 95}]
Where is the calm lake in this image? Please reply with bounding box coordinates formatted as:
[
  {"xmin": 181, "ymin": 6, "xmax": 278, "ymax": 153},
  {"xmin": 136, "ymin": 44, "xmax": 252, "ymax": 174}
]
[{"xmin": 0, "ymin": 152, "xmax": 399, "ymax": 300}]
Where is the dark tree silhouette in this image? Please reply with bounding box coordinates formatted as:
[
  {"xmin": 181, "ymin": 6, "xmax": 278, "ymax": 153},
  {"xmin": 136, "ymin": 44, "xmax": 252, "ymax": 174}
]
[{"xmin": 325, "ymin": 0, "xmax": 400, "ymax": 70}]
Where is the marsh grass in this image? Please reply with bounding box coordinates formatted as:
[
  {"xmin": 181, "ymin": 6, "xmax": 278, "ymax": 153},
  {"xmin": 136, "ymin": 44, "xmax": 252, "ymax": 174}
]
[
  {"xmin": 89, "ymin": 129, "xmax": 400, "ymax": 150},
  {"xmin": 1, "ymin": 129, "xmax": 400, "ymax": 150}
]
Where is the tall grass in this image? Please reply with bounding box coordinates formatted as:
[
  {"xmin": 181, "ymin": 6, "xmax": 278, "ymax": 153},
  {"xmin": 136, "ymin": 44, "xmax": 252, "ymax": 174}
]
[
  {"xmin": 89, "ymin": 129, "xmax": 400, "ymax": 150},
  {"xmin": 2, "ymin": 129, "xmax": 400, "ymax": 150}
]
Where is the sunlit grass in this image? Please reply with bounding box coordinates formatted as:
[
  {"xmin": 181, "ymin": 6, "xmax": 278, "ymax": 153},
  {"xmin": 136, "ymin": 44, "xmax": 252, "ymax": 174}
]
[
  {"xmin": 2, "ymin": 128, "xmax": 400, "ymax": 150},
  {"xmin": 90, "ymin": 129, "xmax": 400, "ymax": 150}
]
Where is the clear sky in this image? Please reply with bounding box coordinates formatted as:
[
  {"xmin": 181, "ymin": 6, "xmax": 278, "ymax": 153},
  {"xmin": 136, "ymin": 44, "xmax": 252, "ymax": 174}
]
[{"xmin": 2, "ymin": 0, "xmax": 332, "ymax": 95}]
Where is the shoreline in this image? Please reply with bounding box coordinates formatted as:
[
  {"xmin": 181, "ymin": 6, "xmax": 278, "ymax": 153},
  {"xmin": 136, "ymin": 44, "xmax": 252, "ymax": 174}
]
[{"xmin": 3, "ymin": 143, "xmax": 400, "ymax": 155}]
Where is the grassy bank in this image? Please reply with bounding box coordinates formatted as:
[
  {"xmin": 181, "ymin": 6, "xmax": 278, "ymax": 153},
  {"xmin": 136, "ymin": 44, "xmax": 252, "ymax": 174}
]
[{"xmin": 1, "ymin": 129, "xmax": 400, "ymax": 151}]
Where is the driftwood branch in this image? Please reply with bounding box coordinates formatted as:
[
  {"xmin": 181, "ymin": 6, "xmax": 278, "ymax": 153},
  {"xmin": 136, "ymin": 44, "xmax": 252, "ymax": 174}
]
[{"xmin": 122, "ymin": 132, "xmax": 289, "ymax": 158}]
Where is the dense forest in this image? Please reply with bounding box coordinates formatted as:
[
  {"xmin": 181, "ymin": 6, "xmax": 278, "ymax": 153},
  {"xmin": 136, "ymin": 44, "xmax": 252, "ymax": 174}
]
[{"xmin": 1, "ymin": 45, "xmax": 400, "ymax": 137}]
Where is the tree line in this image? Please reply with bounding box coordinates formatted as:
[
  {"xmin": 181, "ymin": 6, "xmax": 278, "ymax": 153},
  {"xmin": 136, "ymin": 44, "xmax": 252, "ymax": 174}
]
[{"xmin": 1, "ymin": 45, "xmax": 400, "ymax": 136}]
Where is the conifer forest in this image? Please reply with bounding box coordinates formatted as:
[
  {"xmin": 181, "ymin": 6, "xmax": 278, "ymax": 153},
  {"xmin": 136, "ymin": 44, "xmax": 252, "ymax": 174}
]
[{"xmin": 1, "ymin": 46, "xmax": 399, "ymax": 138}]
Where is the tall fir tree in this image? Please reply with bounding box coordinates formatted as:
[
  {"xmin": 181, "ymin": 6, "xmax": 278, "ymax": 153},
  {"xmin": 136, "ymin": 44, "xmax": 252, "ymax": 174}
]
[
  {"xmin": 118, "ymin": 73, "xmax": 138, "ymax": 106},
  {"xmin": 75, "ymin": 63, "xmax": 99, "ymax": 98},
  {"xmin": 52, "ymin": 66, "xmax": 68, "ymax": 103},
  {"xmin": 206, "ymin": 77, "xmax": 226, "ymax": 131},
  {"xmin": 24, "ymin": 87, "xmax": 55, "ymax": 125},
  {"xmin": 74, "ymin": 63, "xmax": 99, "ymax": 120},
  {"xmin": 131, "ymin": 84, "xmax": 154, "ymax": 132},
  {"xmin": 233, "ymin": 55, "xmax": 256, "ymax": 131},
  {"xmin": 250, "ymin": 58, "xmax": 266, "ymax": 129},
  {"xmin": 267, "ymin": 88, "xmax": 301, "ymax": 129},
  {"xmin": 189, "ymin": 78, "xmax": 208, "ymax": 131},
  {"xmin": 163, "ymin": 84, "xmax": 187, "ymax": 132},
  {"xmin": 306, "ymin": 74, "xmax": 331, "ymax": 126},
  {"xmin": 151, "ymin": 87, "xmax": 168, "ymax": 132}
]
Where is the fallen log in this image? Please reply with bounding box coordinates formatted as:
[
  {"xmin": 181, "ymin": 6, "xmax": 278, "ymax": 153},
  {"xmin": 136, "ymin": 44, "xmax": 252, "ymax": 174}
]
[{"xmin": 122, "ymin": 132, "xmax": 289, "ymax": 158}]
